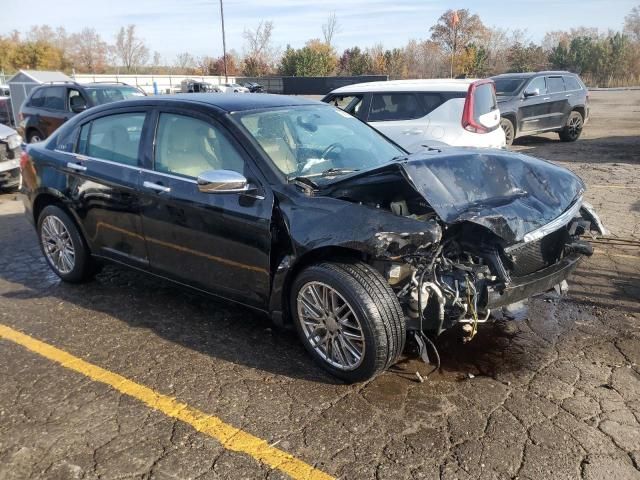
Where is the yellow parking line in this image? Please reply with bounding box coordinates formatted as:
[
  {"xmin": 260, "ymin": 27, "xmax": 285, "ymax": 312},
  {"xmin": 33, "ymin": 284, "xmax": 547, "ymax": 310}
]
[{"xmin": 0, "ymin": 324, "xmax": 334, "ymax": 480}]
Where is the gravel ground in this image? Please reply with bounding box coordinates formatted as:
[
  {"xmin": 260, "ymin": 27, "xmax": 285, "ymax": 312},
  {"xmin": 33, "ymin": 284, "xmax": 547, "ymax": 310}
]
[{"xmin": 0, "ymin": 90, "xmax": 638, "ymax": 480}]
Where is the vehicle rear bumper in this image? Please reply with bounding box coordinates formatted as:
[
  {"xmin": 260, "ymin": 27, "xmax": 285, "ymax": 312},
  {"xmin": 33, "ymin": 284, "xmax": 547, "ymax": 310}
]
[
  {"xmin": 487, "ymin": 253, "xmax": 582, "ymax": 308},
  {"xmin": 0, "ymin": 165, "xmax": 20, "ymax": 188}
]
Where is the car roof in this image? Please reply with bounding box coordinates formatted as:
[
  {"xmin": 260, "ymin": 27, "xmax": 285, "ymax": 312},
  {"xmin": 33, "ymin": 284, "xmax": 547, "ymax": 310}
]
[
  {"xmin": 491, "ymin": 71, "xmax": 577, "ymax": 79},
  {"xmin": 331, "ymin": 79, "xmax": 478, "ymax": 94},
  {"xmin": 84, "ymin": 93, "xmax": 323, "ymax": 113}
]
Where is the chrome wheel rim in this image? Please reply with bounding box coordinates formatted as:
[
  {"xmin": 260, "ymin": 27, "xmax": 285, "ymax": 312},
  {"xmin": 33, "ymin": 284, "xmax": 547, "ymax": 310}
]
[
  {"xmin": 568, "ymin": 115, "xmax": 582, "ymax": 137},
  {"xmin": 40, "ymin": 216, "xmax": 75, "ymax": 274},
  {"xmin": 297, "ymin": 281, "xmax": 365, "ymax": 371},
  {"xmin": 29, "ymin": 135, "xmax": 42, "ymax": 143}
]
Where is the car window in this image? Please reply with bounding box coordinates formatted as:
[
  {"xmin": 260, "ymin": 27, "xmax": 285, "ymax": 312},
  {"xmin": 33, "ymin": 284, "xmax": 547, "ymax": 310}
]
[
  {"xmin": 155, "ymin": 113, "xmax": 245, "ymax": 178},
  {"xmin": 29, "ymin": 88, "xmax": 46, "ymax": 107},
  {"xmin": 328, "ymin": 95, "xmax": 364, "ymax": 117},
  {"xmin": 417, "ymin": 92, "xmax": 465, "ymax": 115},
  {"xmin": 82, "ymin": 113, "xmax": 145, "ymax": 166},
  {"xmin": 494, "ymin": 78, "xmax": 526, "ymax": 96},
  {"xmin": 368, "ymin": 93, "xmax": 425, "ymax": 122},
  {"xmin": 43, "ymin": 87, "xmax": 65, "ymax": 110},
  {"xmin": 84, "ymin": 86, "xmax": 145, "ymax": 106},
  {"xmin": 546, "ymin": 76, "xmax": 565, "ymax": 93},
  {"xmin": 525, "ymin": 77, "xmax": 547, "ymax": 95},
  {"xmin": 563, "ymin": 76, "xmax": 581, "ymax": 91},
  {"xmin": 473, "ymin": 83, "xmax": 498, "ymax": 118}
]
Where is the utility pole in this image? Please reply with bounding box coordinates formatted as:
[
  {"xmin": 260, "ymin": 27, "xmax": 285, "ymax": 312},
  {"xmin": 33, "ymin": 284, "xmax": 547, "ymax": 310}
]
[{"xmin": 220, "ymin": 0, "xmax": 228, "ymax": 83}]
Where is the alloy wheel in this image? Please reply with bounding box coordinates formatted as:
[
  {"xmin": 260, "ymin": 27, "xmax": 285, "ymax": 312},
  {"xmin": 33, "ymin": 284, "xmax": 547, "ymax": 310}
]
[
  {"xmin": 297, "ymin": 281, "xmax": 365, "ymax": 371},
  {"xmin": 568, "ymin": 115, "xmax": 583, "ymax": 138},
  {"xmin": 40, "ymin": 215, "xmax": 76, "ymax": 274}
]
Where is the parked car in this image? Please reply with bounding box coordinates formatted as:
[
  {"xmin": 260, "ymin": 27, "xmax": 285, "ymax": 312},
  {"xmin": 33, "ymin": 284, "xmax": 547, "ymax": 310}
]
[
  {"xmin": 491, "ymin": 71, "xmax": 589, "ymax": 146},
  {"xmin": 0, "ymin": 96, "xmax": 12, "ymax": 127},
  {"xmin": 220, "ymin": 83, "xmax": 250, "ymax": 93},
  {"xmin": 18, "ymin": 81, "xmax": 146, "ymax": 143},
  {"xmin": 180, "ymin": 79, "xmax": 221, "ymax": 93},
  {"xmin": 322, "ymin": 79, "xmax": 505, "ymax": 152},
  {"xmin": 243, "ymin": 82, "xmax": 264, "ymax": 93},
  {"xmin": 20, "ymin": 94, "xmax": 605, "ymax": 382},
  {"xmin": 0, "ymin": 123, "xmax": 21, "ymax": 190}
]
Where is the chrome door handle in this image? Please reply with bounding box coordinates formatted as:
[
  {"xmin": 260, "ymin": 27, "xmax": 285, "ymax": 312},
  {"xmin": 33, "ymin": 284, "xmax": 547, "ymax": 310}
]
[
  {"xmin": 66, "ymin": 162, "xmax": 87, "ymax": 172},
  {"xmin": 402, "ymin": 129, "xmax": 423, "ymax": 135},
  {"xmin": 565, "ymin": 94, "xmax": 572, "ymax": 97},
  {"xmin": 543, "ymin": 97, "xmax": 551, "ymax": 100},
  {"xmin": 143, "ymin": 181, "xmax": 171, "ymax": 193}
]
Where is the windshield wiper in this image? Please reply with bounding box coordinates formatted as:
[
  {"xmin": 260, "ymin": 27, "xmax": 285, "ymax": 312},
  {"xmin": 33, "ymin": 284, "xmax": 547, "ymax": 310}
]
[{"xmin": 319, "ymin": 168, "xmax": 359, "ymax": 177}]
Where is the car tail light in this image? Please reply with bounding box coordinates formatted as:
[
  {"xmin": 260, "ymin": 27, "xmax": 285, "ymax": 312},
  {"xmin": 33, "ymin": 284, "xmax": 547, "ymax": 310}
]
[
  {"xmin": 20, "ymin": 150, "xmax": 29, "ymax": 171},
  {"xmin": 461, "ymin": 79, "xmax": 495, "ymax": 134}
]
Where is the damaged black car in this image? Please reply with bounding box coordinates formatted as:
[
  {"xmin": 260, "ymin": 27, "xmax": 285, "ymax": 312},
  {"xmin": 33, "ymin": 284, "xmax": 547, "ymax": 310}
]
[{"xmin": 20, "ymin": 95, "xmax": 606, "ymax": 382}]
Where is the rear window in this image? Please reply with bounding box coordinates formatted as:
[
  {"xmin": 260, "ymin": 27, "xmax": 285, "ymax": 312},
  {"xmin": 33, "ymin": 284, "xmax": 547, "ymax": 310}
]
[
  {"xmin": 546, "ymin": 76, "xmax": 565, "ymax": 93},
  {"xmin": 417, "ymin": 92, "xmax": 465, "ymax": 115},
  {"xmin": 43, "ymin": 87, "xmax": 65, "ymax": 110},
  {"xmin": 81, "ymin": 113, "xmax": 146, "ymax": 166},
  {"xmin": 473, "ymin": 83, "xmax": 498, "ymax": 118},
  {"xmin": 368, "ymin": 93, "xmax": 424, "ymax": 122},
  {"xmin": 563, "ymin": 76, "xmax": 582, "ymax": 91},
  {"xmin": 28, "ymin": 88, "xmax": 46, "ymax": 107}
]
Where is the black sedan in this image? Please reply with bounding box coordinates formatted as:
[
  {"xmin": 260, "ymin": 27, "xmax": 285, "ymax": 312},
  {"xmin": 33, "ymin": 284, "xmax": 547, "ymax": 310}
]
[{"xmin": 19, "ymin": 94, "xmax": 605, "ymax": 382}]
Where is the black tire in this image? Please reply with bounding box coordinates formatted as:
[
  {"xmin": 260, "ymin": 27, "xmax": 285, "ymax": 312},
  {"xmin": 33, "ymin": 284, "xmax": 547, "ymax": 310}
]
[
  {"xmin": 290, "ymin": 260, "xmax": 406, "ymax": 383},
  {"xmin": 37, "ymin": 205, "xmax": 96, "ymax": 283},
  {"xmin": 559, "ymin": 111, "xmax": 584, "ymax": 142},
  {"xmin": 27, "ymin": 130, "xmax": 44, "ymax": 143},
  {"xmin": 500, "ymin": 117, "xmax": 515, "ymax": 146}
]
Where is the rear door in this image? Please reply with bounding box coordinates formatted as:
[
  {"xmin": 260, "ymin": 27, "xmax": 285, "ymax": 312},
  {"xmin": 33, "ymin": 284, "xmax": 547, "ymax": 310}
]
[
  {"xmin": 40, "ymin": 86, "xmax": 73, "ymax": 137},
  {"xmin": 138, "ymin": 108, "xmax": 273, "ymax": 308},
  {"xmin": 518, "ymin": 76, "xmax": 555, "ymax": 132},
  {"xmin": 545, "ymin": 75, "xmax": 570, "ymax": 129},
  {"xmin": 63, "ymin": 108, "xmax": 150, "ymax": 265}
]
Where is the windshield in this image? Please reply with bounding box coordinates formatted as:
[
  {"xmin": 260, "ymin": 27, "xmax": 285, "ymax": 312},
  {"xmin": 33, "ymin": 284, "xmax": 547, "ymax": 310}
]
[
  {"xmin": 85, "ymin": 86, "xmax": 145, "ymax": 105},
  {"xmin": 494, "ymin": 78, "xmax": 526, "ymax": 96},
  {"xmin": 234, "ymin": 105, "xmax": 405, "ymax": 181}
]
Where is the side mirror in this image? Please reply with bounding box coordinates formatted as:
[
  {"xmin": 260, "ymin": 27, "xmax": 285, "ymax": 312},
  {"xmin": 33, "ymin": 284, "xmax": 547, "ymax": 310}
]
[
  {"xmin": 197, "ymin": 169, "xmax": 250, "ymax": 194},
  {"xmin": 523, "ymin": 88, "xmax": 539, "ymax": 98}
]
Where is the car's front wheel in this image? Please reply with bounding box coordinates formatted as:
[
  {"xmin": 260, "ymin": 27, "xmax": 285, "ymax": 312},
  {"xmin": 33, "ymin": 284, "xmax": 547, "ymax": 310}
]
[
  {"xmin": 559, "ymin": 111, "xmax": 584, "ymax": 142},
  {"xmin": 37, "ymin": 205, "xmax": 97, "ymax": 283},
  {"xmin": 500, "ymin": 117, "xmax": 515, "ymax": 146},
  {"xmin": 291, "ymin": 261, "xmax": 406, "ymax": 383}
]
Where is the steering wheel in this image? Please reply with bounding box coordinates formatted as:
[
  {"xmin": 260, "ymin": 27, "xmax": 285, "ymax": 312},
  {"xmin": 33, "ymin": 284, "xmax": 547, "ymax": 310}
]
[{"xmin": 320, "ymin": 142, "xmax": 343, "ymax": 160}]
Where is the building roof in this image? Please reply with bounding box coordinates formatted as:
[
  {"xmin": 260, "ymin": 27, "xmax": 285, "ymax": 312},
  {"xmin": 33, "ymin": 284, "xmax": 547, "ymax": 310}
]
[
  {"xmin": 330, "ymin": 79, "xmax": 477, "ymax": 94},
  {"xmin": 8, "ymin": 70, "xmax": 73, "ymax": 84}
]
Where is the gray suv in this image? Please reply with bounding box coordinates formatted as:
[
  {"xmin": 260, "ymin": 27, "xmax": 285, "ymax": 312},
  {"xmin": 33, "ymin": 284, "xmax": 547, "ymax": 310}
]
[{"xmin": 491, "ymin": 71, "xmax": 589, "ymax": 146}]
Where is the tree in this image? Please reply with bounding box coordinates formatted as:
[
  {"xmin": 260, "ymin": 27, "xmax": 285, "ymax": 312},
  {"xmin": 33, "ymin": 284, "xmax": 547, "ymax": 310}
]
[
  {"xmin": 243, "ymin": 21, "xmax": 277, "ymax": 75},
  {"xmin": 322, "ymin": 12, "xmax": 340, "ymax": 46},
  {"xmin": 278, "ymin": 40, "xmax": 337, "ymax": 76},
  {"xmin": 174, "ymin": 52, "xmax": 196, "ymax": 72},
  {"xmin": 430, "ymin": 9, "xmax": 488, "ymax": 77},
  {"xmin": 624, "ymin": 5, "xmax": 640, "ymax": 42},
  {"xmin": 113, "ymin": 25, "xmax": 149, "ymax": 73},
  {"xmin": 69, "ymin": 28, "xmax": 109, "ymax": 73},
  {"xmin": 507, "ymin": 42, "xmax": 547, "ymax": 72},
  {"xmin": 338, "ymin": 47, "xmax": 372, "ymax": 75},
  {"xmin": 383, "ymin": 48, "xmax": 407, "ymax": 78}
]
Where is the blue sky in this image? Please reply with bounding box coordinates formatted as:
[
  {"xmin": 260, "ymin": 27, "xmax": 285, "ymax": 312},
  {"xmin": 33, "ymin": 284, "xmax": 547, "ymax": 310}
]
[{"xmin": 1, "ymin": 0, "xmax": 636, "ymax": 62}]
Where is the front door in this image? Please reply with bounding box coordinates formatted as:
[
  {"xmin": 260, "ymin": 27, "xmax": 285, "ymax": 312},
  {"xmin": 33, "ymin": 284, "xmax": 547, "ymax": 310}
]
[
  {"xmin": 518, "ymin": 76, "xmax": 552, "ymax": 133},
  {"xmin": 64, "ymin": 109, "xmax": 149, "ymax": 265},
  {"xmin": 138, "ymin": 110, "xmax": 273, "ymax": 308}
]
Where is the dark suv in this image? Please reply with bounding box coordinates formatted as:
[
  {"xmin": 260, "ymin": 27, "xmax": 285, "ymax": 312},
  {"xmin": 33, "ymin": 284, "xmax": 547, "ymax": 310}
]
[
  {"xmin": 491, "ymin": 71, "xmax": 589, "ymax": 146},
  {"xmin": 19, "ymin": 82, "xmax": 146, "ymax": 143}
]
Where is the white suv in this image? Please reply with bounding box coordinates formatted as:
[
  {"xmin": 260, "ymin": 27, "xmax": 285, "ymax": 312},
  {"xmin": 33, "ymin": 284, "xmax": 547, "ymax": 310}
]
[{"xmin": 322, "ymin": 79, "xmax": 505, "ymax": 152}]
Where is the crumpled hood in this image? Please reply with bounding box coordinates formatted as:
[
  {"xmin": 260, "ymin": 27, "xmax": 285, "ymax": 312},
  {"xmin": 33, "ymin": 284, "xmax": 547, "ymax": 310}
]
[
  {"xmin": 0, "ymin": 123, "xmax": 18, "ymax": 140},
  {"xmin": 328, "ymin": 148, "xmax": 585, "ymax": 244}
]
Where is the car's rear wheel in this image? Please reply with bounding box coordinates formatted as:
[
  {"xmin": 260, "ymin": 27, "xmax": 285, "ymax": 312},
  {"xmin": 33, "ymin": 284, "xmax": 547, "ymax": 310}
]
[
  {"xmin": 37, "ymin": 205, "xmax": 96, "ymax": 283},
  {"xmin": 291, "ymin": 261, "xmax": 405, "ymax": 383},
  {"xmin": 559, "ymin": 111, "xmax": 583, "ymax": 142},
  {"xmin": 500, "ymin": 117, "xmax": 515, "ymax": 146}
]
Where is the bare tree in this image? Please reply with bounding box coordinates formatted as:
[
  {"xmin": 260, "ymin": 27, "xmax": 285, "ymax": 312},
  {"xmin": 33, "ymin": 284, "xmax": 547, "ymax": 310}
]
[
  {"xmin": 113, "ymin": 25, "xmax": 149, "ymax": 73},
  {"xmin": 174, "ymin": 52, "xmax": 196, "ymax": 72},
  {"xmin": 322, "ymin": 12, "xmax": 341, "ymax": 46},
  {"xmin": 243, "ymin": 21, "xmax": 278, "ymax": 73},
  {"xmin": 625, "ymin": 6, "xmax": 640, "ymax": 42},
  {"xmin": 69, "ymin": 28, "xmax": 109, "ymax": 73}
]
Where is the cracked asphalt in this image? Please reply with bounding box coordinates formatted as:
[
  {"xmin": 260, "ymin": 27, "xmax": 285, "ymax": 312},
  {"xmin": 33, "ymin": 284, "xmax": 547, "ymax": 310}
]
[{"xmin": 0, "ymin": 90, "xmax": 639, "ymax": 480}]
